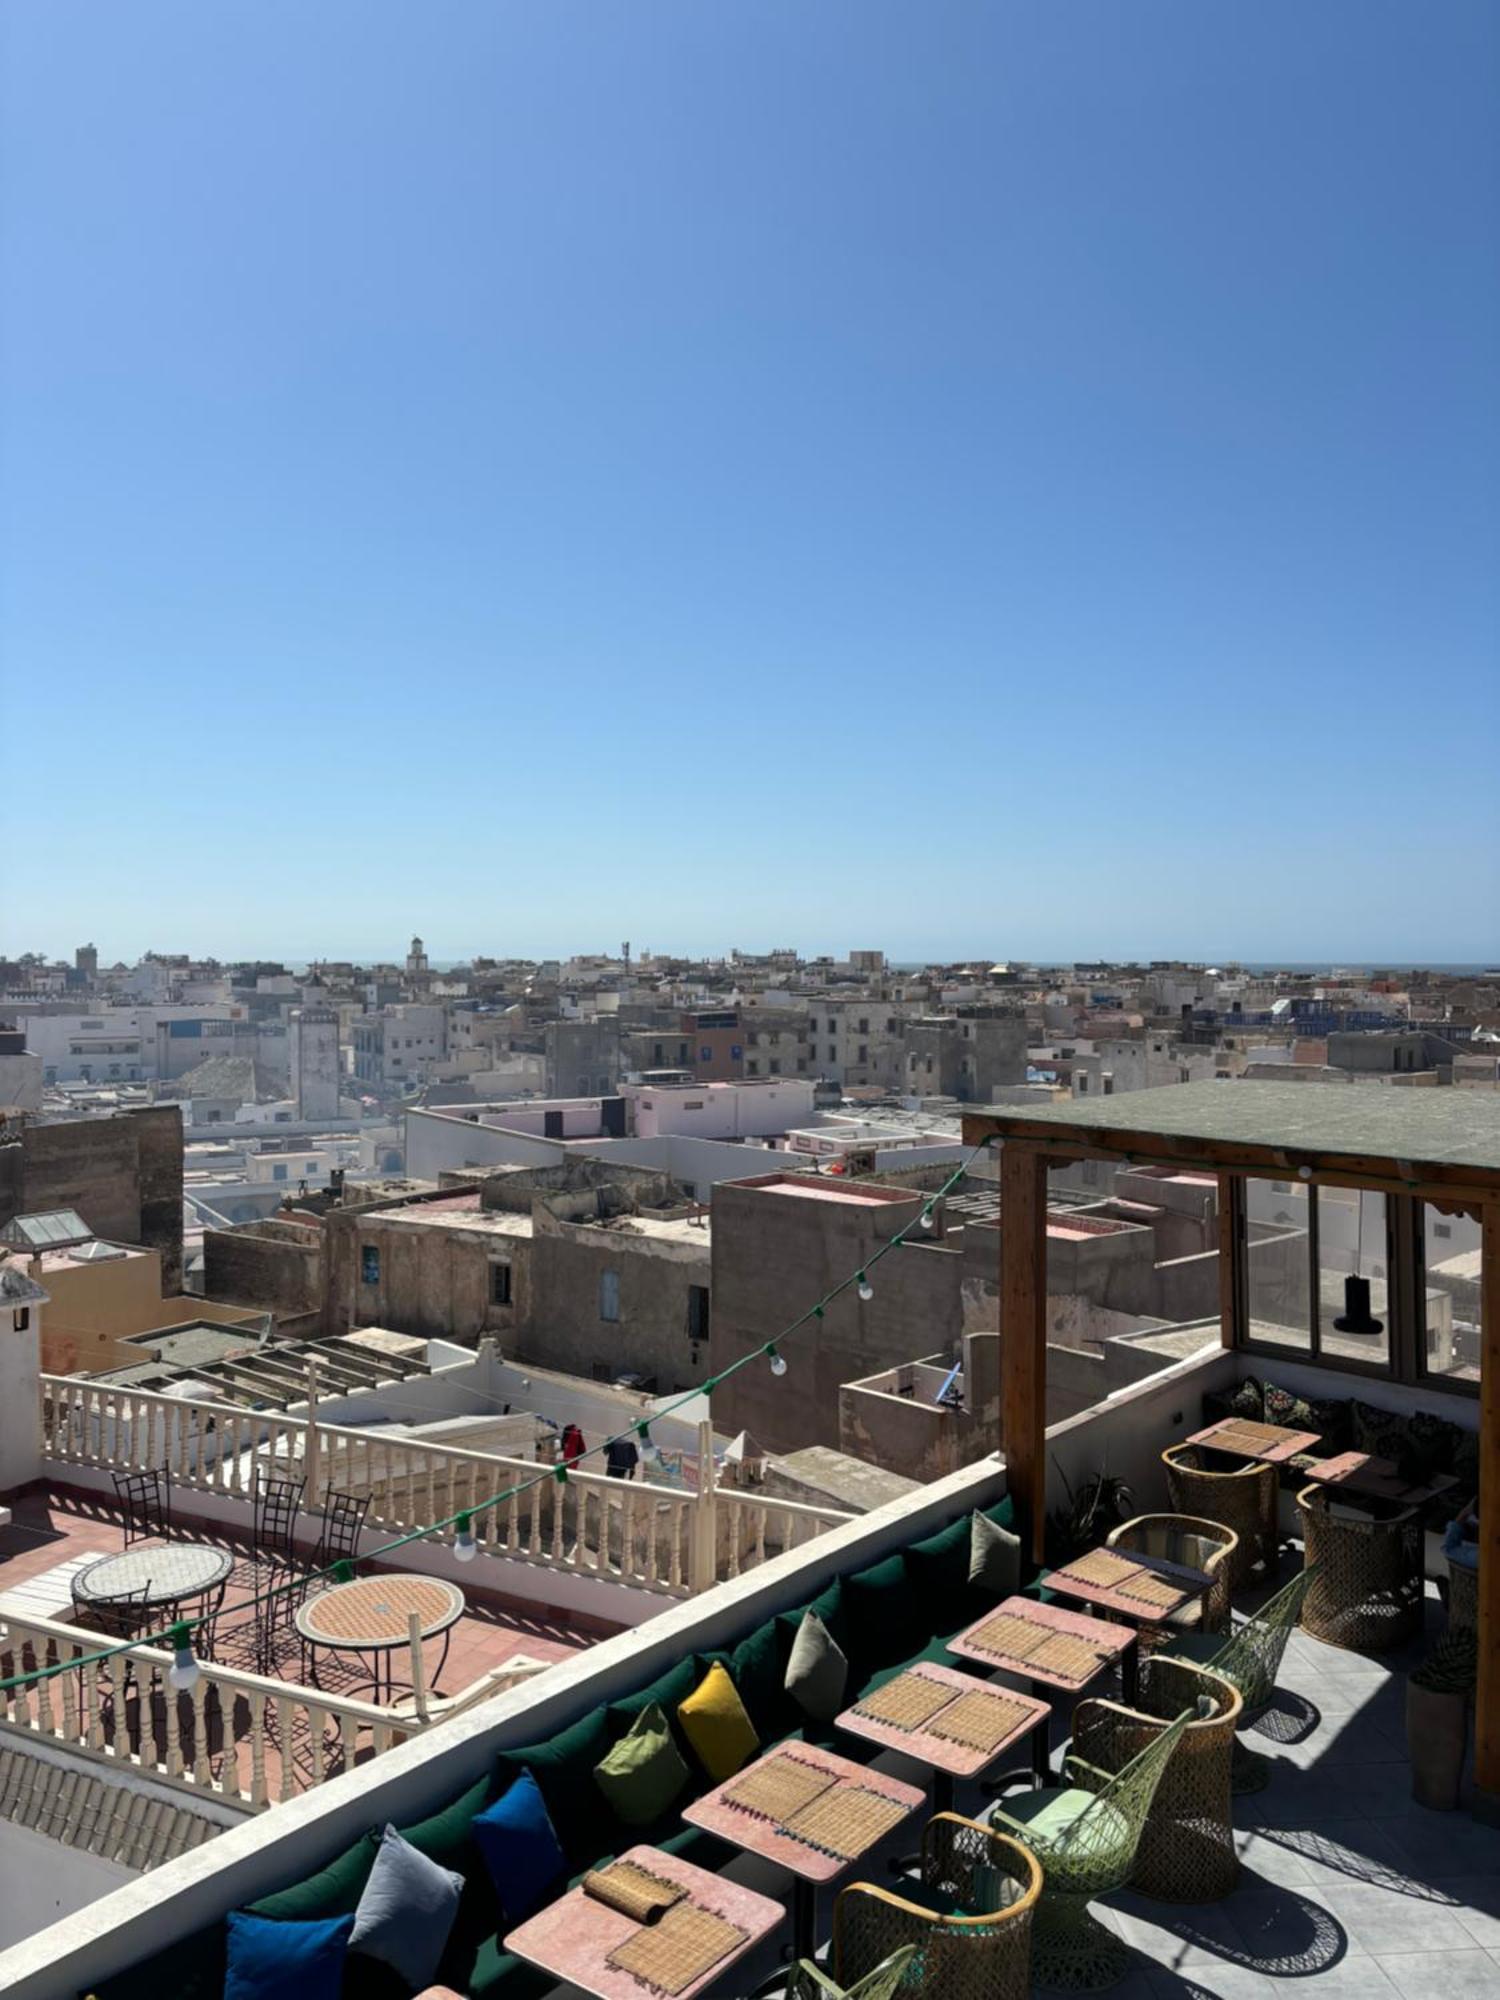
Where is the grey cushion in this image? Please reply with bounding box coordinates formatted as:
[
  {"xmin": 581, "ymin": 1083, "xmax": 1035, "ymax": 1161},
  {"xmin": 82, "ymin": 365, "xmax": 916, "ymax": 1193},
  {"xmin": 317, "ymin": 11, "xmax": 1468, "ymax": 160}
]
[
  {"xmin": 349, "ymin": 1823, "xmax": 464, "ymax": 1989},
  {"xmin": 969, "ymin": 1510, "xmax": 1021, "ymax": 1596},
  {"xmin": 785, "ymin": 1609, "xmax": 849, "ymax": 1723}
]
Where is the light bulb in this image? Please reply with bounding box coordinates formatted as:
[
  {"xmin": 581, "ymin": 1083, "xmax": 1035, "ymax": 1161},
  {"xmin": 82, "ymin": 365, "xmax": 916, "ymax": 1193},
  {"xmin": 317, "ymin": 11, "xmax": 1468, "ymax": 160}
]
[
  {"xmin": 1297, "ymin": 1166, "xmax": 1312, "ymax": 1182},
  {"xmin": 857, "ymin": 1273, "xmax": 874, "ymax": 1302},
  {"xmin": 768, "ymin": 1346, "xmax": 788, "ymax": 1378},
  {"xmin": 167, "ymin": 1625, "xmax": 199, "ymax": 1691},
  {"xmin": 454, "ymin": 1513, "xmax": 478, "ymax": 1563},
  {"xmin": 919, "ymin": 1206, "xmax": 935, "ymax": 1231}
]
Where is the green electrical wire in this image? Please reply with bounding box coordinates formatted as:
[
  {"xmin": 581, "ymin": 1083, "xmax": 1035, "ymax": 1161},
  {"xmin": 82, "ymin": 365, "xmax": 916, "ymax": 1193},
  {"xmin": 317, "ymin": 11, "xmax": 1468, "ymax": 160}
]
[{"xmin": 0, "ymin": 1146, "xmax": 986, "ymax": 1696}]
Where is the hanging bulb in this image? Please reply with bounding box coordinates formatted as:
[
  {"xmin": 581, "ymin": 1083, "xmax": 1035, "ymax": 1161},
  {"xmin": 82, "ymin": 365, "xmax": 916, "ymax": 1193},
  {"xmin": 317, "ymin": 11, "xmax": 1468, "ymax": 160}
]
[
  {"xmin": 919, "ymin": 1205, "xmax": 936, "ymax": 1231},
  {"xmin": 857, "ymin": 1271, "xmax": 874, "ymax": 1302},
  {"xmin": 1297, "ymin": 1166, "xmax": 1313, "ymax": 1182},
  {"xmin": 767, "ymin": 1344, "xmax": 788, "ymax": 1377},
  {"xmin": 636, "ymin": 1422, "xmax": 661, "ymax": 1467},
  {"xmin": 453, "ymin": 1511, "xmax": 478, "ymax": 1563},
  {"xmin": 167, "ymin": 1622, "xmax": 199, "ymax": 1692}
]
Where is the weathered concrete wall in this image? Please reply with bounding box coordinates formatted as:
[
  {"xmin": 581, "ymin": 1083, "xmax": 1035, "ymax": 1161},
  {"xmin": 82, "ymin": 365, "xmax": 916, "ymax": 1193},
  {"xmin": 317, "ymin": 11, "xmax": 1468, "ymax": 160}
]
[
  {"xmin": 518, "ymin": 1216, "xmax": 711, "ymax": 1395},
  {"xmin": 203, "ymin": 1217, "xmax": 324, "ymax": 1325},
  {"xmin": 344, "ymin": 1218, "xmax": 533, "ymax": 1348},
  {"xmin": 711, "ymin": 1179, "xmax": 963, "ymax": 1455},
  {"xmin": 0, "ymin": 1107, "xmax": 184, "ymax": 1290}
]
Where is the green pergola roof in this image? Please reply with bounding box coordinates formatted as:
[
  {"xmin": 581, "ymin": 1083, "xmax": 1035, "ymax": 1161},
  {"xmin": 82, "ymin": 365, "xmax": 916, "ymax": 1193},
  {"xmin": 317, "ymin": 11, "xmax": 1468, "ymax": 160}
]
[{"xmin": 963, "ymin": 1079, "xmax": 1500, "ymax": 1177}]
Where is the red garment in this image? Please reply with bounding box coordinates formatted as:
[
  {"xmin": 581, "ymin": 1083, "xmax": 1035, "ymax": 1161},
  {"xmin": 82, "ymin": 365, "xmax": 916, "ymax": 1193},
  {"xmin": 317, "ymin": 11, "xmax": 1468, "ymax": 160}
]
[{"xmin": 560, "ymin": 1424, "xmax": 586, "ymax": 1464}]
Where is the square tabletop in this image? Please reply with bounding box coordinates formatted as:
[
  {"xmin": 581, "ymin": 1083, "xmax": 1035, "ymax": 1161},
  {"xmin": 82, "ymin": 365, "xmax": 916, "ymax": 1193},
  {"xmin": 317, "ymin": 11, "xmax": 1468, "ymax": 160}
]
[
  {"xmin": 835, "ymin": 1661, "xmax": 1050, "ymax": 1777},
  {"xmin": 1046, "ymin": 1545, "xmax": 1213, "ymax": 1623},
  {"xmin": 947, "ymin": 1594, "xmax": 1135, "ymax": 1690},
  {"xmin": 1186, "ymin": 1415, "xmax": 1323, "ymax": 1464},
  {"xmin": 1303, "ymin": 1450, "xmax": 1460, "ymax": 1508},
  {"xmin": 682, "ymin": 1740, "xmax": 925, "ymax": 1885},
  {"xmin": 503, "ymin": 1844, "xmax": 784, "ymax": 2000}
]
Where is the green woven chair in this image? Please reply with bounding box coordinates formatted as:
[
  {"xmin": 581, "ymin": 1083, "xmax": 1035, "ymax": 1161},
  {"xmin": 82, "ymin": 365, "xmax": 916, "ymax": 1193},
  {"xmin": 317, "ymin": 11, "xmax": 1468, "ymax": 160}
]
[
  {"xmin": 786, "ymin": 1943, "xmax": 919, "ymax": 1998},
  {"xmin": 1165, "ymin": 1563, "xmax": 1318, "ymax": 1792},
  {"xmin": 989, "ymin": 1705, "xmax": 1197, "ymax": 1991}
]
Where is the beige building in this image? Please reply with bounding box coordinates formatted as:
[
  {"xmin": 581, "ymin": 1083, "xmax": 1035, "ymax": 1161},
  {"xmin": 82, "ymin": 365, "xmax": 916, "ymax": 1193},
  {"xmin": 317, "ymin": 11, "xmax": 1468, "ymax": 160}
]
[{"xmin": 28, "ymin": 1231, "xmax": 264, "ymax": 1376}]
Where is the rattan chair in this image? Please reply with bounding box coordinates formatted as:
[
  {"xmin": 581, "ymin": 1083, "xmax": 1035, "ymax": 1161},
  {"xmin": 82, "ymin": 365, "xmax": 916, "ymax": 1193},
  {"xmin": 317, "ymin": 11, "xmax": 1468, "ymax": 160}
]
[
  {"xmin": 1296, "ymin": 1486, "xmax": 1421, "ymax": 1653},
  {"xmin": 1164, "ymin": 1561, "xmax": 1317, "ymax": 1791},
  {"xmin": 990, "ymin": 1707, "xmax": 1195, "ymax": 1990},
  {"xmin": 1070, "ymin": 1654, "xmax": 1241, "ymax": 1903},
  {"xmin": 1446, "ymin": 1558, "xmax": 1477, "ymax": 1634},
  {"xmin": 832, "ymin": 1817, "xmax": 1041, "ymax": 2000},
  {"xmin": 111, "ymin": 1468, "xmax": 171, "ymax": 1548},
  {"xmin": 786, "ymin": 1944, "xmax": 918, "ymax": 1999},
  {"xmin": 1105, "ymin": 1514, "xmax": 1237, "ymax": 1635},
  {"xmin": 1162, "ymin": 1443, "xmax": 1276, "ymax": 1586}
]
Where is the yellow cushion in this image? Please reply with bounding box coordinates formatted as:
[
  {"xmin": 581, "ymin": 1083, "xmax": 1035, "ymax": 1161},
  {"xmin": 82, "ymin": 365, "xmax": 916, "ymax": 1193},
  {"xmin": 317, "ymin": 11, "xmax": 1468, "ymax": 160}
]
[{"xmin": 677, "ymin": 1661, "xmax": 760, "ymax": 1781}]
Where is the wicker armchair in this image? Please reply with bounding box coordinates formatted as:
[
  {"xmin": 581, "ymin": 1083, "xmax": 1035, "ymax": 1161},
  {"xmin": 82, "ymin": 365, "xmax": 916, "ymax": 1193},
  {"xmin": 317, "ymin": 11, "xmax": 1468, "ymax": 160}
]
[
  {"xmin": 1162, "ymin": 1443, "xmax": 1276, "ymax": 1585},
  {"xmin": 832, "ymin": 1817, "xmax": 1041, "ymax": 2000},
  {"xmin": 786, "ymin": 1944, "xmax": 918, "ymax": 1999},
  {"xmin": 1070, "ymin": 1655, "xmax": 1241, "ymax": 1903},
  {"xmin": 1296, "ymin": 1487, "xmax": 1421, "ymax": 1653},
  {"xmin": 1165, "ymin": 1563, "xmax": 1318, "ymax": 1792},
  {"xmin": 991, "ymin": 1707, "xmax": 1195, "ymax": 1990},
  {"xmin": 1105, "ymin": 1514, "xmax": 1237, "ymax": 1636}
]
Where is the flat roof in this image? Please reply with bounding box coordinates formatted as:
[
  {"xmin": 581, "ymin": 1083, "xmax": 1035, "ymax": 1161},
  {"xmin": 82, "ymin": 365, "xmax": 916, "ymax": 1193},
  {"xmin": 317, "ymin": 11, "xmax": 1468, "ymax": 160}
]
[{"xmin": 961, "ymin": 1079, "xmax": 1500, "ymax": 1177}]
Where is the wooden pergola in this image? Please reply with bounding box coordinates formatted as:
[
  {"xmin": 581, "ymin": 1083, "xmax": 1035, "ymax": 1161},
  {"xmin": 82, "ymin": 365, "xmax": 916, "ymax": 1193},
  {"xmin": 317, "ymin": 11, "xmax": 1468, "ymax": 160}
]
[{"xmin": 960, "ymin": 1080, "xmax": 1500, "ymax": 1801}]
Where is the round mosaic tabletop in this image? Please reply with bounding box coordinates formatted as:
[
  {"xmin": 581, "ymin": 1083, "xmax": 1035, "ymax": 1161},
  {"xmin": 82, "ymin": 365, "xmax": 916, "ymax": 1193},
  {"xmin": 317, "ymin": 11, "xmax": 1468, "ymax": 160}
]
[
  {"xmin": 295, "ymin": 1574, "xmax": 465, "ymax": 1654},
  {"xmin": 73, "ymin": 1543, "xmax": 234, "ymax": 1606}
]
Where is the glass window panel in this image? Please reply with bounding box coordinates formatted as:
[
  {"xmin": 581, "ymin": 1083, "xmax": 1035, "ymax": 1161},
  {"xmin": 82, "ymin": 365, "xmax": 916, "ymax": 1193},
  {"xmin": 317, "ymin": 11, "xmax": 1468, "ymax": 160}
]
[
  {"xmin": 1317, "ymin": 1187, "xmax": 1390, "ymax": 1367},
  {"xmin": 1244, "ymin": 1176, "xmax": 1313, "ymax": 1350},
  {"xmin": 1422, "ymin": 1202, "xmax": 1482, "ymax": 1382}
]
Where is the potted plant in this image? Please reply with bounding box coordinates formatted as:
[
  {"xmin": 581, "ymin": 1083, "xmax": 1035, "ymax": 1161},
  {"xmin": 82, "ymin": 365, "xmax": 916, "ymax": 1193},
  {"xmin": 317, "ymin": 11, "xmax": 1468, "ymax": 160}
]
[
  {"xmin": 1046, "ymin": 1462, "xmax": 1136, "ymax": 1568},
  {"xmin": 1406, "ymin": 1627, "xmax": 1476, "ymax": 1810}
]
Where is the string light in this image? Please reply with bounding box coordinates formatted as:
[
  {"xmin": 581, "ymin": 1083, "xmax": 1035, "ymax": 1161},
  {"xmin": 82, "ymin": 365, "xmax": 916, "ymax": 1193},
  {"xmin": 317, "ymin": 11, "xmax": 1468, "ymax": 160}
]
[
  {"xmin": 635, "ymin": 1422, "xmax": 660, "ymax": 1467},
  {"xmin": 453, "ymin": 1512, "xmax": 478, "ymax": 1563},
  {"xmin": 167, "ymin": 1622, "xmax": 199, "ymax": 1692},
  {"xmin": 0, "ymin": 1141, "xmax": 988, "ymax": 1700},
  {"xmin": 856, "ymin": 1271, "xmax": 874, "ymax": 1302}
]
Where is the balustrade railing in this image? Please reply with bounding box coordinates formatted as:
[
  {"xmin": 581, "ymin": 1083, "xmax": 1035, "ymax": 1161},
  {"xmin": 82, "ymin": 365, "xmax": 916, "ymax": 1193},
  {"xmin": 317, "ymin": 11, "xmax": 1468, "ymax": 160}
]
[{"xmin": 0, "ymin": 1607, "xmax": 421, "ymax": 1811}]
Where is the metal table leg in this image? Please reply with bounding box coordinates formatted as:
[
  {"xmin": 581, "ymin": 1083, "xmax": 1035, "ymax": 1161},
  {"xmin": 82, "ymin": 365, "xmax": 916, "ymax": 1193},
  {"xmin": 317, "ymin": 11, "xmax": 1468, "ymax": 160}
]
[{"xmin": 792, "ymin": 1879, "xmax": 816, "ymax": 1961}]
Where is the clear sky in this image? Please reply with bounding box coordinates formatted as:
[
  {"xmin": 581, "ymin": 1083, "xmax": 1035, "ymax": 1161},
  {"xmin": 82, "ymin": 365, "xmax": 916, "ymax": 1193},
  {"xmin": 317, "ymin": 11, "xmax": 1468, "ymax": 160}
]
[{"xmin": 2, "ymin": 2, "xmax": 1496, "ymax": 968}]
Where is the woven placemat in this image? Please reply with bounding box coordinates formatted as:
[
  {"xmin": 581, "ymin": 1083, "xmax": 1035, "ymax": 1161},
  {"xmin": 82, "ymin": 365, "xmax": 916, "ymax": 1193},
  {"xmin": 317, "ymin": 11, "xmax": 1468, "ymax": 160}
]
[
  {"xmin": 1114, "ymin": 1569, "xmax": 1191, "ymax": 1612},
  {"xmin": 582, "ymin": 1860, "xmax": 685, "ymax": 1924},
  {"xmin": 606, "ymin": 1902, "xmax": 748, "ymax": 1997},
  {"xmin": 925, "ymin": 1687, "xmax": 1033, "ymax": 1755},
  {"xmin": 721, "ymin": 1754, "xmax": 835, "ymax": 1825},
  {"xmin": 781, "ymin": 1785, "xmax": 910, "ymax": 1863},
  {"xmin": 1213, "ymin": 1418, "xmax": 1287, "ymax": 1453},
  {"xmin": 965, "ymin": 1611, "xmax": 1108, "ymax": 1682},
  {"xmin": 1058, "ymin": 1548, "xmax": 1135, "ymax": 1589},
  {"xmin": 852, "ymin": 1672, "xmax": 956, "ymax": 1732}
]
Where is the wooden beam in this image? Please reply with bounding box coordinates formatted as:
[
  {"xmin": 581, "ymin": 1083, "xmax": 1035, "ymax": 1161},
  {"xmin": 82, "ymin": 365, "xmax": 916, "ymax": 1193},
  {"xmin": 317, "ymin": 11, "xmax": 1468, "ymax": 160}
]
[
  {"xmin": 1477, "ymin": 1202, "xmax": 1500, "ymax": 1799},
  {"xmin": 1000, "ymin": 1143, "xmax": 1048, "ymax": 1567},
  {"xmin": 1217, "ymin": 1175, "xmax": 1238, "ymax": 1350}
]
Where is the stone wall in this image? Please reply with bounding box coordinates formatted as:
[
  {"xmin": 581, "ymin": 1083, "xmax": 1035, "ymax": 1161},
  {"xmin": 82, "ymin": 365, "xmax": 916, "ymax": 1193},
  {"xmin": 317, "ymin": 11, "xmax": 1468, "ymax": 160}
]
[
  {"xmin": 0, "ymin": 1106, "xmax": 184, "ymax": 1289},
  {"xmin": 203, "ymin": 1217, "xmax": 324, "ymax": 1324}
]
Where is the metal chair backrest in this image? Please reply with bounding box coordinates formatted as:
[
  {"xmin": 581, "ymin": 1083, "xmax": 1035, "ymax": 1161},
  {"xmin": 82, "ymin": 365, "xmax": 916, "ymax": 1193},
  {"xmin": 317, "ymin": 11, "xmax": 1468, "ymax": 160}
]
[
  {"xmin": 1203, "ymin": 1563, "xmax": 1319, "ymax": 1715},
  {"xmin": 311, "ymin": 1489, "xmax": 370, "ymax": 1571},
  {"xmin": 112, "ymin": 1469, "xmax": 171, "ymax": 1547},
  {"xmin": 85, "ymin": 1583, "xmax": 155, "ymax": 1641},
  {"xmin": 1060, "ymin": 1703, "xmax": 1195, "ymax": 1858},
  {"xmin": 252, "ymin": 1466, "xmax": 305, "ymax": 1567}
]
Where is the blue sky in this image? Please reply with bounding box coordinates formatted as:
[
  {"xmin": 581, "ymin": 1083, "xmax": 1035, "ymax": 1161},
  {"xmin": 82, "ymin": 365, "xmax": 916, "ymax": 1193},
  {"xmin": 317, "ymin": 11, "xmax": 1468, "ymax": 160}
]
[{"xmin": 3, "ymin": 2, "xmax": 1496, "ymax": 966}]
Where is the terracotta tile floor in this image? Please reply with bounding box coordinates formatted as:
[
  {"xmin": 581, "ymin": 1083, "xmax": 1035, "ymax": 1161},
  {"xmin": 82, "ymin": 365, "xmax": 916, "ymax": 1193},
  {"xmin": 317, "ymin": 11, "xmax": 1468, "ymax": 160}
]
[{"xmin": 0, "ymin": 1482, "xmax": 613, "ymax": 1803}]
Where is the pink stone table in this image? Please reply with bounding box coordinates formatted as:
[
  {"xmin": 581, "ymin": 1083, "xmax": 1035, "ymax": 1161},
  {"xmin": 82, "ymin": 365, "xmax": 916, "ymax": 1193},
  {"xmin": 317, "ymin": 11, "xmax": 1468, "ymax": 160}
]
[{"xmin": 835, "ymin": 1659, "xmax": 1051, "ymax": 1805}]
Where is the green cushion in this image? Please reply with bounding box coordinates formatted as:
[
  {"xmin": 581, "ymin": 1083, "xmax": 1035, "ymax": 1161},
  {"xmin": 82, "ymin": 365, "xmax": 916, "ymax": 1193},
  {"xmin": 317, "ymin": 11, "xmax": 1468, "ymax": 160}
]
[
  {"xmin": 725, "ymin": 1619, "xmax": 796, "ymax": 1740},
  {"xmin": 247, "ymin": 1833, "xmax": 378, "ymax": 1922},
  {"xmin": 904, "ymin": 1515, "xmax": 973, "ymax": 1631},
  {"xmin": 457, "ymin": 1929, "xmax": 555, "ymax": 1999},
  {"xmin": 495, "ymin": 1703, "xmax": 616, "ymax": 1868},
  {"xmin": 608, "ymin": 1655, "xmax": 702, "ymax": 1758},
  {"xmin": 1163, "ymin": 1628, "xmax": 1227, "ymax": 1668},
  {"xmin": 982, "ymin": 1496, "xmax": 1017, "ymax": 1531},
  {"xmin": 969, "ymin": 1511, "xmax": 1022, "ymax": 1598},
  {"xmin": 93, "ymin": 1925, "xmax": 226, "ymax": 2000},
  {"xmin": 594, "ymin": 1701, "xmax": 692, "ymax": 1827},
  {"xmin": 843, "ymin": 1554, "xmax": 928, "ymax": 1674},
  {"xmin": 785, "ymin": 1608, "xmax": 849, "ymax": 1723},
  {"xmin": 996, "ymin": 1785, "xmax": 1130, "ymax": 1866}
]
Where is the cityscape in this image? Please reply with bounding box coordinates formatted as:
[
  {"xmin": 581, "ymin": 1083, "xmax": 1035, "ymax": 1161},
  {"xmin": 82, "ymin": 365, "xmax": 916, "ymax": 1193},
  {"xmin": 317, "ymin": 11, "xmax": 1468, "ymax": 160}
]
[{"xmin": 3, "ymin": 1, "xmax": 1497, "ymax": 1998}]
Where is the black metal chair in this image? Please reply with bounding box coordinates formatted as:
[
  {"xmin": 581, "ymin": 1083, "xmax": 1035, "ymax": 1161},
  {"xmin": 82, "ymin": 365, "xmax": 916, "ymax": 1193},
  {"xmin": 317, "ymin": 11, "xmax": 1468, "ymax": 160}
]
[
  {"xmin": 308, "ymin": 1489, "xmax": 370, "ymax": 1579},
  {"xmin": 251, "ymin": 1466, "xmax": 305, "ymax": 1573},
  {"xmin": 174, "ymin": 1577, "xmax": 229, "ymax": 1663},
  {"xmin": 76, "ymin": 1583, "xmax": 155, "ymax": 1709},
  {"xmin": 112, "ymin": 1469, "xmax": 172, "ymax": 1547}
]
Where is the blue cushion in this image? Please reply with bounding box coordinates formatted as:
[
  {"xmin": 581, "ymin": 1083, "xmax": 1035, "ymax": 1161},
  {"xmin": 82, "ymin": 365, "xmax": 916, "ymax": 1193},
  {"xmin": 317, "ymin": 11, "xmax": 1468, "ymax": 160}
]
[
  {"xmin": 349, "ymin": 1824, "xmax": 464, "ymax": 1990},
  {"xmin": 472, "ymin": 1768, "xmax": 568, "ymax": 1923},
  {"xmin": 223, "ymin": 1912, "xmax": 353, "ymax": 2000}
]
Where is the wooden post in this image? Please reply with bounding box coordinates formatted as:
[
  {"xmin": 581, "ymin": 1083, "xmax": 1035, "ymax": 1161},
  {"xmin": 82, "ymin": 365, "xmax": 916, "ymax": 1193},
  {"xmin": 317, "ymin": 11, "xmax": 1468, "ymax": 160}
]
[
  {"xmin": 1476, "ymin": 1202, "xmax": 1500, "ymax": 1800},
  {"xmin": 407, "ymin": 1611, "xmax": 429, "ymax": 1723},
  {"xmin": 1000, "ymin": 1143, "xmax": 1048, "ymax": 1567},
  {"xmin": 303, "ymin": 1358, "xmax": 322, "ymax": 1506},
  {"xmin": 690, "ymin": 1419, "xmax": 718, "ymax": 1594},
  {"xmin": 1217, "ymin": 1175, "xmax": 1239, "ymax": 1349}
]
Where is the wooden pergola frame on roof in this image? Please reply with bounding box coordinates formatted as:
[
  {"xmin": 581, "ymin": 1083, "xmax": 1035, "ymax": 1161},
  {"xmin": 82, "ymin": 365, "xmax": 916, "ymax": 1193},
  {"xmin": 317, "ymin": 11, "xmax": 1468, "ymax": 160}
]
[{"xmin": 960, "ymin": 1082, "xmax": 1500, "ymax": 1802}]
